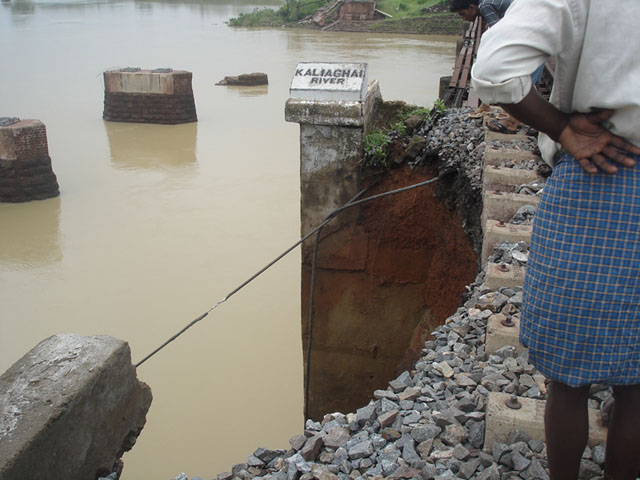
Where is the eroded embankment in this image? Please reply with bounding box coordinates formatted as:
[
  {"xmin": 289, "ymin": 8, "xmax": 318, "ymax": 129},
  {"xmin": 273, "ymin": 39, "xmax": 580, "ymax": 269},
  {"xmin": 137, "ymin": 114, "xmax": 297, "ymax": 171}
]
[
  {"xmin": 189, "ymin": 108, "xmax": 611, "ymax": 480},
  {"xmin": 303, "ymin": 163, "xmax": 478, "ymax": 419},
  {"xmin": 142, "ymin": 107, "xmax": 617, "ymax": 480},
  {"xmin": 300, "ymin": 105, "xmax": 488, "ymax": 420}
]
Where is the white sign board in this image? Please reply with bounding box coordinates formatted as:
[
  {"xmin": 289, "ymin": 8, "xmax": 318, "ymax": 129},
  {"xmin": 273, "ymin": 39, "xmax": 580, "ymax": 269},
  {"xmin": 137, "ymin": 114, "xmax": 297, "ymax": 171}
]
[{"xmin": 290, "ymin": 62, "xmax": 368, "ymax": 102}]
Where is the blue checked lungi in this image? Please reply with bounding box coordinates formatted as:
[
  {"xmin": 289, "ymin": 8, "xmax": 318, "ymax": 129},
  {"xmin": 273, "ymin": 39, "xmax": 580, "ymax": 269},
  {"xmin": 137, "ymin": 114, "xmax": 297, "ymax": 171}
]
[{"xmin": 520, "ymin": 151, "xmax": 640, "ymax": 386}]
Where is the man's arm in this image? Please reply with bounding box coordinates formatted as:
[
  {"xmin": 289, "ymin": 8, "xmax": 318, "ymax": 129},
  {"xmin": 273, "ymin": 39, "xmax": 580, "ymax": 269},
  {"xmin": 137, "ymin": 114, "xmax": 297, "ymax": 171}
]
[{"xmin": 502, "ymin": 88, "xmax": 640, "ymax": 174}]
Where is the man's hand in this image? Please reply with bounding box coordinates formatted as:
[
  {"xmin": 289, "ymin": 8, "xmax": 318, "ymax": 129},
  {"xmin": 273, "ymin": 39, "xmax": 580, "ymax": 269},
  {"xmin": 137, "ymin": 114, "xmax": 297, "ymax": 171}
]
[{"xmin": 558, "ymin": 110, "xmax": 640, "ymax": 174}]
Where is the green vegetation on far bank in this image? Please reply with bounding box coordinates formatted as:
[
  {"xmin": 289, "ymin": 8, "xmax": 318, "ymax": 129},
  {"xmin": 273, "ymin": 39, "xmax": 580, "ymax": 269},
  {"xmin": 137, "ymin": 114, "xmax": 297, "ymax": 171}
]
[
  {"xmin": 228, "ymin": 0, "xmax": 453, "ymax": 28},
  {"xmin": 376, "ymin": 0, "xmax": 443, "ymax": 19},
  {"xmin": 228, "ymin": 8, "xmax": 285, "ymax": 27},
  {"xmin": 229, "ymin": 0, "xmax": 327, "ymax": 26}
]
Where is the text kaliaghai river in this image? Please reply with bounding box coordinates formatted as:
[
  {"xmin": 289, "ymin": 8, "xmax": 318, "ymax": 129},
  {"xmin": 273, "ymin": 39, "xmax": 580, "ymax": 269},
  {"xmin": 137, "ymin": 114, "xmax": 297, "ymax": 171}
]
[{"xmin": 0, "ymin": 1, "xmax": 457, "ymax": 478}]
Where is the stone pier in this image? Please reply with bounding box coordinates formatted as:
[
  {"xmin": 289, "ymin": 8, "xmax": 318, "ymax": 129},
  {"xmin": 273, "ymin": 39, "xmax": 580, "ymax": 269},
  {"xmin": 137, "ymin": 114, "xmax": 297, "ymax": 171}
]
[
  {"xmin": 103, "ymin": 68, "xmax": 197, "ymax": 124},
  {"xmin": 286, "ymin": 62, "xmax": 380, "ymax": 419},
  {"xmin": 0, "ymin": 118, "xmax": 60, "ymax": 203}
]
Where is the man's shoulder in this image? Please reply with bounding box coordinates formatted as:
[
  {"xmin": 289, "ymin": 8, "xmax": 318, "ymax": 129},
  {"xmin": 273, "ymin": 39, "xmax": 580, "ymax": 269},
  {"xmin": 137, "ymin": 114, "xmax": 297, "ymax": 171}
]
[{"xmin": 479, "ymin": 0, "xmax": 513, "ymax": 9}]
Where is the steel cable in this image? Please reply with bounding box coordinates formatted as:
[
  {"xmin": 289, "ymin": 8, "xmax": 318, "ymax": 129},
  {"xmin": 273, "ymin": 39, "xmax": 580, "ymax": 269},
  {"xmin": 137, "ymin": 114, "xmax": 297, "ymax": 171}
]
[{"xmin": 135, "ymin": 175, "xmax": 441, "ymax": 369}]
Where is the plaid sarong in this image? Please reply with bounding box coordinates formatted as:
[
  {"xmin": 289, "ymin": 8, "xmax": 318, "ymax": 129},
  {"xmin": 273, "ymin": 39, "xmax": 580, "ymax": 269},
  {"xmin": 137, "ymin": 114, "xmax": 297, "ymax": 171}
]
[{"xmin": 520, "ymin": 151, "xmax": 640, "ymax": 386}]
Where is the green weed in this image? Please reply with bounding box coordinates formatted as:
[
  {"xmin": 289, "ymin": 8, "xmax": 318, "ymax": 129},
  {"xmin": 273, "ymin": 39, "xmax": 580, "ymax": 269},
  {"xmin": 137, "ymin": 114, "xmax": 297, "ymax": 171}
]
[{"xmin": 364, "ymin": 130, "xmax": 391, "ymax": 167}]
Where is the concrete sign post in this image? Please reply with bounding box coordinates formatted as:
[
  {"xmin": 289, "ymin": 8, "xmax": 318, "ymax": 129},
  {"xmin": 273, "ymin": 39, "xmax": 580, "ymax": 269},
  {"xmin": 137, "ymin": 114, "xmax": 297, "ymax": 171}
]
[
  {"xmin": 285, "ymin": 60, "xmax": 380, "ymax": 235},
  {"xmin": 285, "ymin": 62, "xmax": 381, "ymax": 419}
]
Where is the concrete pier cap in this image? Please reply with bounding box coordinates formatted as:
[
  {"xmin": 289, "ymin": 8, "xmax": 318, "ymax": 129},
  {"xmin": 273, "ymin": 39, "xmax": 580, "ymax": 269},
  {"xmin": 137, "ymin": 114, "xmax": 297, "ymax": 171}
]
[
  {"xmin": 285, "ymin": 62, "xmax": 380, "ymax": 131},
  {"xmin": 103, "ymin": 67, "xmax": 184, "ymax": 95}
]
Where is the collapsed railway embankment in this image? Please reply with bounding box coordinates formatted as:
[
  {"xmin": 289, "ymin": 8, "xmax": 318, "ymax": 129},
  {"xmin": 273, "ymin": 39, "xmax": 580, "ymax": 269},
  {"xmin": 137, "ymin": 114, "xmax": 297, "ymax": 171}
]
[
  {"xmin": 201, "ymin": 105, "xmax": 611, "ymax": 480},
  {"xmin": 199, "ymin": 106, "xmax": 574, "ymax": 480}
]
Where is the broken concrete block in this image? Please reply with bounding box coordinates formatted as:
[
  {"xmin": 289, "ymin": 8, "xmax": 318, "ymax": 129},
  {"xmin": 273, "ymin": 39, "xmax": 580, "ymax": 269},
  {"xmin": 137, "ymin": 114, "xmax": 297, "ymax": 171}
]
[
  {"xmin": 215, "ymin": 72, "xmax": 268, "ymax": 86},
  {"xmin": 0, "ymin": 334, "xmax": 152, "ymax": 480}
]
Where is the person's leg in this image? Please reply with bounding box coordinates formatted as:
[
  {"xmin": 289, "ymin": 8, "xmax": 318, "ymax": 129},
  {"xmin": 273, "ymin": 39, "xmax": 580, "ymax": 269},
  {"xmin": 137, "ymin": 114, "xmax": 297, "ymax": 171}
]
[
  {"xmin": 545, "ymin": 380, "xmax": 591, "ymax": 480},
  {"xmin": 604, "ymin": 384, "xmax": 640, "ymax": 480},
  {"xmin": 476, "ymin": 102, "xmax": 491, "ymax": 113}
]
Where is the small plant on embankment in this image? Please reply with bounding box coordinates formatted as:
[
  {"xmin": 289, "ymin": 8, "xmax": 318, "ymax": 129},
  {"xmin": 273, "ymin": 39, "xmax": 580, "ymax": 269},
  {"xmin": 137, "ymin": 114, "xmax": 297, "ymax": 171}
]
[
  {"xmin": 393, "ymin": 121, "xmax": 407, "ymax": 136},
  {"xmin": 432, "ymin": 98, "xmax": 446, "ymax": 114},
  {"xmin": 229, "ymin": 0, "xmax": 329, "ymax": 26},
  {"xmin": 363, "ymin": 100, "xmax": 445, "ymax": 168},
  {"xmin": 364, "ymin": 130, "xmax": 392, "ymax": 167}
]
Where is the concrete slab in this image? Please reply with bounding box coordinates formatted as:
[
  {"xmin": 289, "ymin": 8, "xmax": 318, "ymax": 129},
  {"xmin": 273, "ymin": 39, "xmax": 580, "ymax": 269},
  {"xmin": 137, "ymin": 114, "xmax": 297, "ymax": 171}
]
[
  {"xmin": 482, "ymin": 220, "xmax": 532, "ymax": 264},
  {"xmin": 485, "ymin": 392, "xmax": 545, "ymax": 450},
  {"xmin": 485, "ymin": 392, "xmax": 607, "ymax": 450},
  {"xmin": 484, "ymin": 262, "xmax": 526, "ymax": 290},
  {"xmin": 482, "ymin": 190, "xmax": 540, "ymax": 226},
  {"xmin": 484, "ymin": 130, "xmax": 530, "ymax": 143},
  {"xmin": 485, "ymin": 312, "xmax": 526, "ymax": 357},
  {"xmin": 482, "ymin": 165, "xmax": 542, "ymax": 192},
  {"xmin": 484, "ymin": 145, "xmax": 542, "ymax": 167}
]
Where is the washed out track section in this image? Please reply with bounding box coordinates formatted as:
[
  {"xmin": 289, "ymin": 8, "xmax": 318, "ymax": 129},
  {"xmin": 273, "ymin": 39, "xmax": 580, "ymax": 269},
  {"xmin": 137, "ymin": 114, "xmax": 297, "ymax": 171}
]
[{"xmin": 138, "ymin": 110, "xmax": 613, "ymax": 480}]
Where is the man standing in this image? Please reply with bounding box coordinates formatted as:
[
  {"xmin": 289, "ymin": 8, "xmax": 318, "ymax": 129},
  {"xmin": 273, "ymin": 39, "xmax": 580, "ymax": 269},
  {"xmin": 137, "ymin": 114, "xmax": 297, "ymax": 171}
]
[
  {"xmin": 450, "ymin": 0, "xmax": 512, "ymax": 27},
  {"xmin": 450, "ymin": 0, "xmax": 531, "ymax": 133},
  {"xmin": 472, "ymin": 1, "xmax": 640, "ymax": 479}
]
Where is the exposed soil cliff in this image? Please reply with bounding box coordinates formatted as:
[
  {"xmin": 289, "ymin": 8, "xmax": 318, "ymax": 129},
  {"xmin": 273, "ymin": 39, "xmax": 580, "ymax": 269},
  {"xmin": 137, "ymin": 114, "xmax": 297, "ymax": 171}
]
[{"xmin": 303, "ymin": 105, "xmax": 485, "ymax": 419}]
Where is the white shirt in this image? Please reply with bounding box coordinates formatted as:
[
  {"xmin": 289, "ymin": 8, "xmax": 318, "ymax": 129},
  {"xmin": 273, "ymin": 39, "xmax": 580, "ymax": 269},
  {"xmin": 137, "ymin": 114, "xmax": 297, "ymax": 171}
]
[{"xmin": 470, "ymin": 0, "xmax": 640, "ymax": 165}]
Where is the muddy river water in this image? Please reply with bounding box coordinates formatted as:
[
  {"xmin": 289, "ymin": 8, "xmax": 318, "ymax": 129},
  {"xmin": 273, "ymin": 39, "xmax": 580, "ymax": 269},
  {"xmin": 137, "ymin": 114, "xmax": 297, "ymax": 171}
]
[{"xmin": 0, "ymin": 1, "xmax": 457, "ymax": 477}]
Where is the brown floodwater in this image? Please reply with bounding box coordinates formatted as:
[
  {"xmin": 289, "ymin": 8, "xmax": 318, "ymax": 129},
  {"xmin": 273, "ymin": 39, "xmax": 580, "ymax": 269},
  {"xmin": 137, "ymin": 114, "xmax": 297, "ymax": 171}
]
[{"xmin": 0, "ymin": 1, "xmax": 457, "ymax": 478}]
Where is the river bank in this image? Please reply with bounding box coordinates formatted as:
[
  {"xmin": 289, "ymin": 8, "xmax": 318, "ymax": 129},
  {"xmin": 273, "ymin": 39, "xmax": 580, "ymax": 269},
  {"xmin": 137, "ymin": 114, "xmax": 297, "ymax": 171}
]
[
  {"xmin": 228, "ymin": 0, "xmax": 466, "ymax": 36},
  {"xmin": 319, "ymin": 15, "xmax": 465, "ymax": 35},
  {"xmin": 230, "ymin": 14, "xmax": 466, "ymax": 36}
]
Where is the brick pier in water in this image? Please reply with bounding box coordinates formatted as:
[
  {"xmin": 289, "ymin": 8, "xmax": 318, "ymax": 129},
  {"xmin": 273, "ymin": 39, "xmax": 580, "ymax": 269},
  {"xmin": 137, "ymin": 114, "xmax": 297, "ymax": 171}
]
[{"xmin": 0, "ymin": 118, "xmax": 59, "ymax": 203}]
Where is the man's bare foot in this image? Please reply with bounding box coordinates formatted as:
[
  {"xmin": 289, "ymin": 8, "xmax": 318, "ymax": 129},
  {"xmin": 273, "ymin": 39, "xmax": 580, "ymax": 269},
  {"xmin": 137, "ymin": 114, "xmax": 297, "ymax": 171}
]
[
  {"xmin": 468, "ymin": 103, "xmax": 492, "ymax": 119},
  {"xmin": 487, "ymin": 113, "xmax": 522, "ymax": 134}
]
